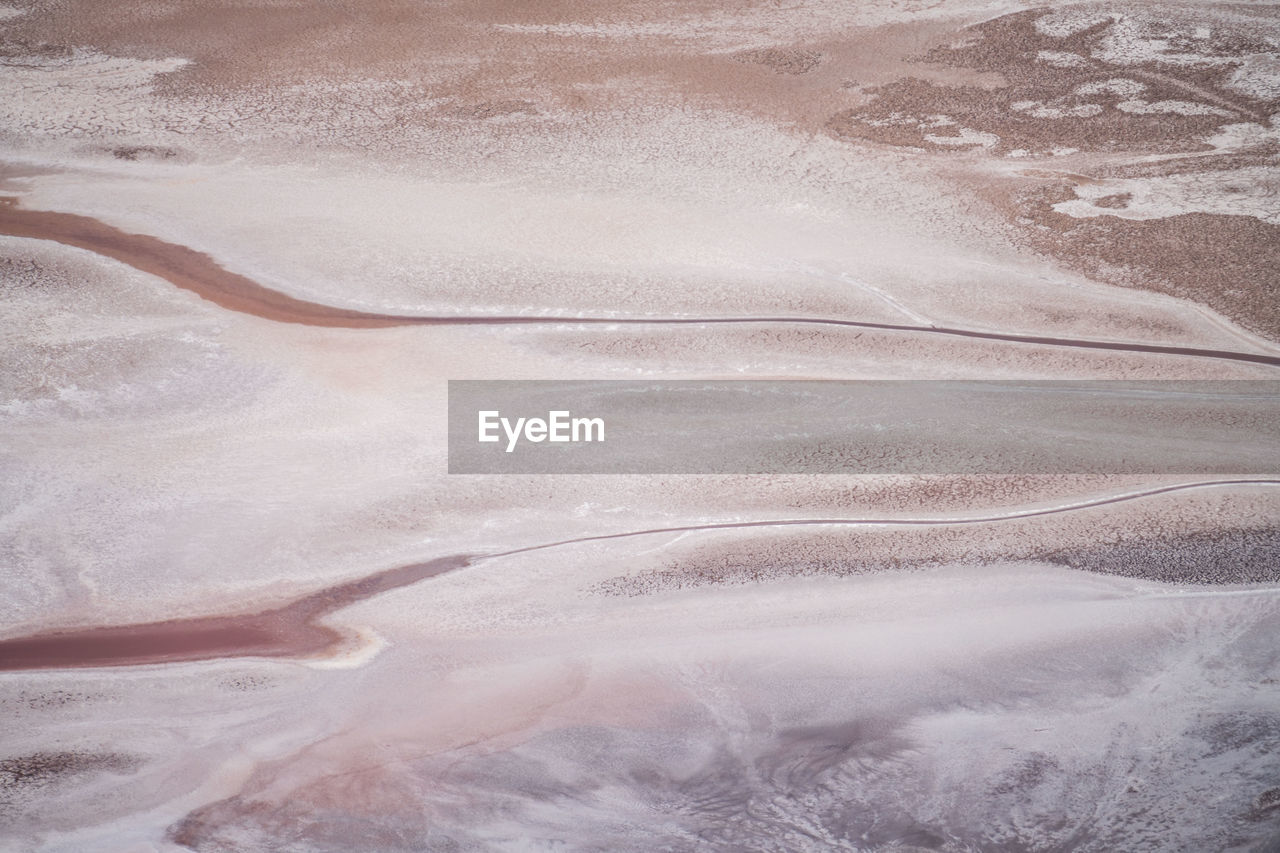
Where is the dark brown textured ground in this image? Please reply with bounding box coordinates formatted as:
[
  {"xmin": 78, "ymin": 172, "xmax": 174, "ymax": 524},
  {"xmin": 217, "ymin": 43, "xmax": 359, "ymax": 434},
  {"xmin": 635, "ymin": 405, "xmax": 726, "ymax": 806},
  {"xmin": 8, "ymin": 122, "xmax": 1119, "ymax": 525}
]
[
  {"xmin": 1019, "ymin": 186, "xmax": 1280, "ymax": 341},
  {"xmin": 0, "ymin": 556, "xmax": 468, "ymax": 670},
  {"xmin": 820, "ymin": 7, "xmax": 1280, "ymax": 342}
]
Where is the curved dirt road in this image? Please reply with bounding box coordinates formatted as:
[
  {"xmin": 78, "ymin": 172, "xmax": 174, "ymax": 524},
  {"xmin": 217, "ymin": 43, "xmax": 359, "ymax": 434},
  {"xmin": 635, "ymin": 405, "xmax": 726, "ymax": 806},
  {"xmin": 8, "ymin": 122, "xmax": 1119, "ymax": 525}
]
[
  {"xmin": 1, "ymin": 479, "xmax": 1276, "ymax": 672},
  {"xmin": 3, "ymin": 198, "xmax": 1278, "ymax": 368}
]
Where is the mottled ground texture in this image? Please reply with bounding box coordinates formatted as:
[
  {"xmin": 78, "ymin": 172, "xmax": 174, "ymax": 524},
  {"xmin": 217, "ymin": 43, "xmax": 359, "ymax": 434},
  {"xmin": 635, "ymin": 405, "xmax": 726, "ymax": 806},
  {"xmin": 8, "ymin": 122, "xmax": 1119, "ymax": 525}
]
[{"xmin": 0, "ymin": 0, "xmax": 1278, "ymax": 851}]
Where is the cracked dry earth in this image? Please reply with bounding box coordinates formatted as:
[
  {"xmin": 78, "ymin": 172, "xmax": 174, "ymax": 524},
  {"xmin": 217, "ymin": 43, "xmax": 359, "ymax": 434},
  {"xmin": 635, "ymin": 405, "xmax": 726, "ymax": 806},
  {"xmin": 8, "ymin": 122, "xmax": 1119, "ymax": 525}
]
[{"xmin": 1, "ymin": 1, "xmax": 1279, "ymax": 851}]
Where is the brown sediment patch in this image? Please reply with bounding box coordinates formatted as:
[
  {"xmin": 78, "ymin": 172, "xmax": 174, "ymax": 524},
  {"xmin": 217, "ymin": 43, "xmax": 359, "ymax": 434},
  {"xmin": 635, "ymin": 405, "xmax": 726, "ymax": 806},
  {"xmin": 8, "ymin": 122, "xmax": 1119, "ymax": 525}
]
[
  {"xmin": 1014, "ymin": 184, "xmax": 1280, "ymax": 342},
  {"xmin": 447, "ymin": 100, "xmax": 538, "ymax": 120},
  {"xmin": 107, "ymin": 144, "xmax": 182, "ymax": 162},
  {"xmin": 591, "ymin": 530, "xmax": 950, "ymax": 596},
  {"xmin": 826, "ymin": 75, "xmax": 1230, "ymax": 155},
  {"xmin": 1254, "ymin": 787, "xmax": 1280, "ymax": 817},
  {"xmin": 0, "ymin": 751, "xmax": 141, "ymax": 805},
  {"xmin": 0, "ymin": 162, "xmax": 55, "ymax": 194},
  {"xmin": 826, "ymin": 8, "xmax": 1276, "ymax": 155},
  {"xmin": 4, "ymin": 198, "xmax": 1280, "ymax": 367},
  {"xmin": 1092, "ymin": 192, "xmax": 1131, "ymax": 209},
  {"xmin": 1039, "ymin": 525, "xmax": 1280, "ymax": 583},
  {"xmin": 0, "ymin": 197, "xmax": 424, "ymax": 328},
  {"xmin": 167, "ymin": 794, "xmax": 422, "ymax": 853},
  {"xmin": 1093, "ymin": 148, "xmax": 1280, "ymax": 181},
  {"xmin": 817, "ymin": 7, "xmax": 1280, "ymax": 342},
  {"xmin": 0, "ymin": 751, "xmax": 140, "ymax": 786},
  {"xmin": 0, "ymin": 555, "xmax": 470, "ymax": 671},
  {"xmin": 734, "ymin": 48, "xmax": 822, "ymax": 75},
  {"xmin": 604, "ymin": 522, "xmax": 1280, "ymax": 594},
  {"xmin": 589, "ymin": 506, "xmax": 1280, "ymax": 596}
]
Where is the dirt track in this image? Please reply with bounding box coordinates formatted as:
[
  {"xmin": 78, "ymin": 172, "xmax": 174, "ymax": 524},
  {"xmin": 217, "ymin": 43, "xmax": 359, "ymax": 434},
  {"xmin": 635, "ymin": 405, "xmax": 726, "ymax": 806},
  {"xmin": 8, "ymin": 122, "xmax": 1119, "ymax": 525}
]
[{"xmin": 4, "ymin": 197, "xmax": 1278, "ymax": 368}]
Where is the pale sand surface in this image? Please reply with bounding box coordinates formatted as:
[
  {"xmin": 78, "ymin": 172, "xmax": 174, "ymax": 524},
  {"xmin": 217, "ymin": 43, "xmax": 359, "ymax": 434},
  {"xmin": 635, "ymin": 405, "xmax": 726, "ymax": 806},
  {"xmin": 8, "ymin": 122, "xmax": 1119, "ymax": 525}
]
[{"xmin": 1, "ymin": 0, "xmax": 1279, "ymax": 850}]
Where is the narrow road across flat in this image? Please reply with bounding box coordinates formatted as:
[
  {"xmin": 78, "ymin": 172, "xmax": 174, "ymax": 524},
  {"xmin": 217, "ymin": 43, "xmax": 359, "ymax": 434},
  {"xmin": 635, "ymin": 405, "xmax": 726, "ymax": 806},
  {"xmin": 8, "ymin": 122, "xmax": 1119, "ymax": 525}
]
[
  {"xmin": 1, "ymin": 479, "xmax": 1276, "ymax": 672},
  {"xmin": 3, "ymin": 199, "xmax": 1278, "ymax": 368}
]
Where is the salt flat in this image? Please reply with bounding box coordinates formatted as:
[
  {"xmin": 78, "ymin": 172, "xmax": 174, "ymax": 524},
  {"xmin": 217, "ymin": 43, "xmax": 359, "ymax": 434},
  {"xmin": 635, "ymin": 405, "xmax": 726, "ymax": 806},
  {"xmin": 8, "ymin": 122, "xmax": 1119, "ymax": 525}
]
[{"xmin": 1, "ymin": 0, "xmax": 1278, "ymax": 850}]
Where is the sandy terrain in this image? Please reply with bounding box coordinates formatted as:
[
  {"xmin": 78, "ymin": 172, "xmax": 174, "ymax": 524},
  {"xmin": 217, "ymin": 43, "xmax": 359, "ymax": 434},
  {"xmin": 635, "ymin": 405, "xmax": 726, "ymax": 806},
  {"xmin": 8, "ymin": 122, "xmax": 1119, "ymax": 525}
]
[{"xmin": 1, "ymin": 0, "xmax": 1278, "ymax": 850}]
